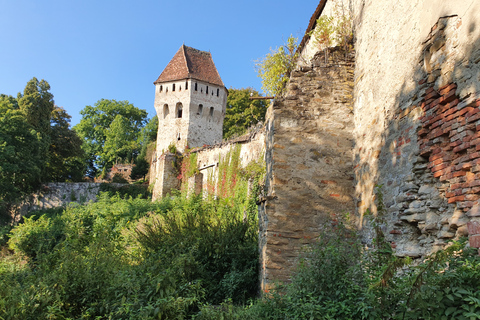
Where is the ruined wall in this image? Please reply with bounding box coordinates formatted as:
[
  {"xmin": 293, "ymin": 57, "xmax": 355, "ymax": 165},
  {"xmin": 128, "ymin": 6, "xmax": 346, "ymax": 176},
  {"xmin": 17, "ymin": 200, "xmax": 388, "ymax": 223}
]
[
  {"xmin": 151, "ymin": 153, "xmax": 179, "ymax": 200},
  {"xmin": 260, "ymin": 47, "xmax": 355, "ymax": 291},
  {"xmin": 351, "ymin": 0, "xmax": 480, "ymax": 256},
  {"xmin": 151, "ymin": 128, "xmax": 265, "ymax": 201},
  {"xmin": 12, "ymin": 183, "xmax": 103, "ymax": 222}
]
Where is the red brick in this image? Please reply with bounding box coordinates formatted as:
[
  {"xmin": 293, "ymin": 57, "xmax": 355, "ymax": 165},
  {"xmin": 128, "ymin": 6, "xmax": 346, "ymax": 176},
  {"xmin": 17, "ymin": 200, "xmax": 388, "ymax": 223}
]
[
  {"xmin": 453, "ymin": 142, "xmax": 470, "ymax": 153},
  {"xmin": 439, "ymin": 83, "xmax": 457, "ymax": 96},
  {"xmin": 465, "ymin": 107, "xmax": 480, "ymax": 118},
  {"xmin": 440, "ymin": 89, "xmax": 458, "ymax": 104},
  {"xmin": 469, "ymin": 152, "xmax": 480, "ymax": 160},
  {"xmin": 451, "ymin": 183, "xmax": 463, "ymax": 190},
  {"xmin": 433, "ymin": 168, "xmax": 449, "ymax": 178},
  {"xmin": 469, "ymin": 234, "xmax": 480, "ymax": 248},
  {"xmin": 466, "ymin": 112, "xmax": 480, "ymax": 123},
  {"xmin": 425, "ymin": 90, "xmax": 440, "ymax": 101},
  {"xmin": 430, "ymin": 152, "xmax": 451, "ymax": 162},
  {"xmin": 452, "ymin": 171, "xmax": 467, "ymax": 178},
  {"xmin": 432, "ymin": 163, "xmax": 450, "ymax": 172},
  {"xmin": 464, "ymin": 180, "xmax": 480, "ymax": 188},
  {"xmin": 448, "ymin": 195, "xmax": 465, "ymax": 203},
  {"xmin": 389, "ymin": 230, "xmax": 402, "ymax": 234},
  {"xmin": 466, "ymin": 194, "xmax": 480, "ymax": 201},
  {"xmin": 450, "ymin": 140, "xmax": 462, "ymax": 148},
  {"xmin": 468, "ymin": 221, "xmax": 480, "ymax": 235},
  {"xmin": 455, "ymin": 162, "xmax": 473, "ymax": 171}
]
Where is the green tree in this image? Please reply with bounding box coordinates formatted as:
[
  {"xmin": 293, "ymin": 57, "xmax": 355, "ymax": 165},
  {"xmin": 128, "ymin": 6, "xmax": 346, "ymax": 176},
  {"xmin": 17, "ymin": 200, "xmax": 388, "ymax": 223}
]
[
  {"xmin": 223, "ymin": 88, "xmax": 267, "ymax": 140},
  {"xmin": 0, "ymin": 96, "xmax": 43, "ymax": 215},
  {"xmin": 47, "ymin": 106, "xmax": 86, "ymax": 182},
  {"xmin": 17, "ymin": 77, "xmax": 54, "ymax": 136},
  {"xmin": 74, "ymin": 99, "xmax": 148, "ymax": 175},
  {"xmin": 103, "ymin": 114, "xmax": 138, "ymax": 165},
  {"xmin": 255, "ymin": 35, "xmax": 298, "ymax": 97}
]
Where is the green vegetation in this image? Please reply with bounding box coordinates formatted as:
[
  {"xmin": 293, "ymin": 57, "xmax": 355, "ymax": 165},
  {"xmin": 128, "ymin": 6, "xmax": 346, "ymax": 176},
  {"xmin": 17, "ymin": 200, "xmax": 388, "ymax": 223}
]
[
  {"xmin": 199, "ymin": 187, "xmax": 480, "ymax": 320},
  {"xmin": 0, "ymin": 146, "xmax": 263, "ymax": 319},
  {"xmin": 255, "ymin": 35, "xmax": 298, "ymax": 97},
  {"xmin": 223, "ymin": 88, "xmax": 268, "ymax": 140},
  {"xmin": 310, "ymin": 2, "xmax": 353, "ymax": 62},
  {"xmin": 74, "ymin": 99, "xmax": 148, "ymax": 177},
  {"xmin": 0, "ymin": 79, "xmax": 85, "ymax": 218}
]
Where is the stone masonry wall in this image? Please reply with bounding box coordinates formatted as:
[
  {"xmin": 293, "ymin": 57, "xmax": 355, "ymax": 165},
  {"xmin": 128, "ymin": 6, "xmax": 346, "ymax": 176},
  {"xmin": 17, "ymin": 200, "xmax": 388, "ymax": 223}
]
[
  {"xmin": 351, "ymin": 0, "xmax": 480, "ymax": 257},
  {"xmin": 260, "ymin": 47, "xmax": 355, "ymax": 291},
  {"xmin": 12, "ymin": 183, "xmax": 103, "ymax": 222}
]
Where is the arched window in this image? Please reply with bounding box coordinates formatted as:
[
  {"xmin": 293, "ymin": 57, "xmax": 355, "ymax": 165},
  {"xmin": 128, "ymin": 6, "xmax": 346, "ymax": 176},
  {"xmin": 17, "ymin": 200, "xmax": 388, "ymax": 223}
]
[
  {"xmin": 206, "ymin": 86, "xmax": 209, "ymax": 94},
  {"xmin": 195, "ymin": 82, "xmax": 198, "ymax": 91},
  {"xmin": 198, "ymin": 104, "xmax": 203, "ymax": 115},
  {"xmin": 185, "ymin": 81, "xmax": 188, "ymax": 90},
  {"xmin": 176, "ymin": 103, "xmax": 183, "ymax": 118},
  {"xmin": 172, "ymin": 84, "xmax": 176, "ymax": 91},
  {"xmin": 209, "ymin": 107, "xmax": 214, "ymax": 118},
  {"xmin": 216, "ymin": 88, "xmax": 219, "ymax": 96},
  {"xmin": 163, "ymin": 104, "xmax": 169, "ymax": 119}
]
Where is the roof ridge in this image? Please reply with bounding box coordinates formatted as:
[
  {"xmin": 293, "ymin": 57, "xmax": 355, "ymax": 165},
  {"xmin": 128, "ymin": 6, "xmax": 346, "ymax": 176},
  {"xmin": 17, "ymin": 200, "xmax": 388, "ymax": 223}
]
[{"xmin": 182, "ymin": 44, "xmax": 191, "ymax": 77}]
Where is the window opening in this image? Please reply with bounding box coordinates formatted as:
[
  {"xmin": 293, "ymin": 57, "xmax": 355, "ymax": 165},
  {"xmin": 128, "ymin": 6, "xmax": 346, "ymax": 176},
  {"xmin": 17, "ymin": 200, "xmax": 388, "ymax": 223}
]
[
  {"xmin": 198, "ymin": 104, "xmax": 203, "ymax": 115},
  {"xmin": 163, "ymin": 104, "xmax": 169, "ymax": 119},
  {"xmin": 206, "ymin": 86, "xmax": 209, "ymax": 94},
  {"xmin": 159, "ymin": 85, "xmax": 163, "ymax": 92},
  {"xmin": 217, "ymin": 88, "xmax": 219, "ymax": 96},
  {"xmin": 185, "ymin": 81, "xmax": 188, "ymax": 90},
  {"xmin": 176, "ymin": 103, "xmax": 183, "ymax": 118},
  {"xmin": 195, "ymin": 82, "xmax": 198, "ymax": 91},
  {"xmin": 177, "ymin": 133, "xmax": 181, "ymax": 141},
  {"xmin": 172, "ymin": 84, "xmax": 175, "ymax": 91},
  {"xmin": 209, "ymin": 107, "xmax": 214, "ymax": 118}
]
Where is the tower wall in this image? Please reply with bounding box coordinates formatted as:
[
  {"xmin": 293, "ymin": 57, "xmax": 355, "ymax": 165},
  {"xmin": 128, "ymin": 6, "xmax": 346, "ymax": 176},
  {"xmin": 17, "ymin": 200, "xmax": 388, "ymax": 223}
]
[{"xmin": 154, "ymin": 79, "xmax": 226, "ymax": 153}]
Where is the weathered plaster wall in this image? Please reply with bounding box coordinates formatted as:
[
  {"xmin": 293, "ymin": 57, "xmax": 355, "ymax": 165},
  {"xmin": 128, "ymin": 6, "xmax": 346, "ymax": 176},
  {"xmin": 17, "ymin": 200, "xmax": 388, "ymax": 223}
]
[
  {"xmin": 154, "ymin": 79, "xmax": 226, "ymax": 154},
  {"xmin": 192, "ymin": 128, "xmax": 265, "ymax": 196},
  {"xmin": 350, "ymin": 0, "xmax": 480, "ymax": 256},
  {"xmin": 260, "ymin": 47, "xmax": 355, "ymax": 291}
]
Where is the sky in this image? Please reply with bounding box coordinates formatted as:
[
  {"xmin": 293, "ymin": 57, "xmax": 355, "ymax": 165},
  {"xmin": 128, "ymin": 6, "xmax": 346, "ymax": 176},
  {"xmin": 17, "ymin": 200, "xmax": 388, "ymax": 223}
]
[{"xmin": 0, "ymin": 0, "xmax": 319, "ymax": 126}]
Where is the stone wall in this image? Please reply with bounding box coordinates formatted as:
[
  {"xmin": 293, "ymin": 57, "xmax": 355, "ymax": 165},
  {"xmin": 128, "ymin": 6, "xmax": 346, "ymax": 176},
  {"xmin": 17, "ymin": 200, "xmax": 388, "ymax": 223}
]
[
  {"xmin": 260, "ymin": 47, "xmax": 355, "ymax": 291},
  {"xmin": 350, "ymin": 0, "xmax": 480, "ymax": 257},
  {"xmin": 151, "ymin": 127, "xmax": 265, "ymax": 201},
  {"xmin": 12, "ymin": 183, "xmax": 103, "ymax": 222}
]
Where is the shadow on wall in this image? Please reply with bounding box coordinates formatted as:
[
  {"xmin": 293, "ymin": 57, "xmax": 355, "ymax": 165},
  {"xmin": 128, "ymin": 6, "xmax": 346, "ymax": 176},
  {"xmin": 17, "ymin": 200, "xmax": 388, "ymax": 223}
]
[{"xmin": 357, "ymin": 15, "xmax": 480, "ymax": 258}]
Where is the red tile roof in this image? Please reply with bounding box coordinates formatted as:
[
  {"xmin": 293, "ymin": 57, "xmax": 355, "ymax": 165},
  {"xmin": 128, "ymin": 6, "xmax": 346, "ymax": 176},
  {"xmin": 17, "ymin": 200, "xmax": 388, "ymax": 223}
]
[{"xmin": 154, "ymin": 45, "xmax": 225, "ymax": 87}]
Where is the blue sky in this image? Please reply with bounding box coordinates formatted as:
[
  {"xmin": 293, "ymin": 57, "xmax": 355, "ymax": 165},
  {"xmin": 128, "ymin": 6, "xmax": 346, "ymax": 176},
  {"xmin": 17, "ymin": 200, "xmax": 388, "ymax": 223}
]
[{"xmin": 0, "ymin": 0, "xmax": 318, "ymax": 126}]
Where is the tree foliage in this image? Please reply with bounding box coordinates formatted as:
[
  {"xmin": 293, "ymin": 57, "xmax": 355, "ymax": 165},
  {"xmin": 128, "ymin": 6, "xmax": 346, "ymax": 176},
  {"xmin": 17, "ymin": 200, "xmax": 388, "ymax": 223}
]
[
  {"xmin": 0, "ymin": 96, "xmax": 43, "ymax": 211},
  {"xmin": 255, "ymin": 35, "xmax": 298, "ymax": 97},
  {"xmin": 47, "ymin": 106, "xmax": 85, "ymax": 182},
  {"xmin": 0, "ymin": 79, "xmax": 85, "ymax": 217},
  {"xmin": 74, "ymin": 99, "xmax": 148, "ymax": 176},
  {"xmin": 223, "ymin": 88, "xmax": 267, "ymax": 140}
]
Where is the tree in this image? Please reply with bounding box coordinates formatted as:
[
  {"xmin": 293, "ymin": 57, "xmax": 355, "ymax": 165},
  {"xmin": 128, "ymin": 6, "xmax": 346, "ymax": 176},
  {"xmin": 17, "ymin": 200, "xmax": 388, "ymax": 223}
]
[
  {"xmin": 47, "ymin": 106, "xmax": 86, "ymax": 182},
  {"xmin": 0, "ymin": 96, "xmax": 43, "ymax": 214},
  {"xmin": 74, "ymin": 99, "xmax": 148, "ymax": 176},
  {"xmin": 17, "ymin": 78, "xmax": 55, "ymax": 178},
  {"xmin": 223, "ymin": 88, "xmax": 267, "ymax": 140},
  {"xmin": 255, "ymin": 35, "xmax": 298, "ymax": 97}
]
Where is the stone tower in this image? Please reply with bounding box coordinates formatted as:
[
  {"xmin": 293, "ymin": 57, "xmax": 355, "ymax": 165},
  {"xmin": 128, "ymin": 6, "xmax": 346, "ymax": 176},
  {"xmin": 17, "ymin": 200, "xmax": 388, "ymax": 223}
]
[{"xmin": 153, "ymin": 45, "xmax": 227, "ymax": 153}]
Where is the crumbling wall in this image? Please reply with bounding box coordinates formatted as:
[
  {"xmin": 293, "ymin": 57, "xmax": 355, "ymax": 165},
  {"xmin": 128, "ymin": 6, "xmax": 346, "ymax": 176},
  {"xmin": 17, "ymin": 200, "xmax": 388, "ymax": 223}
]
[
  {"xmin": 11, "ymin": 183, "xmax": 103, "ymax": 222},
  {"xmin": 351, "ymin": 0, "xmax": 480, "ymax": 257},
  {"xmin": 260, "ymin": 47, "xmax": 355, "ymax": 291}
]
